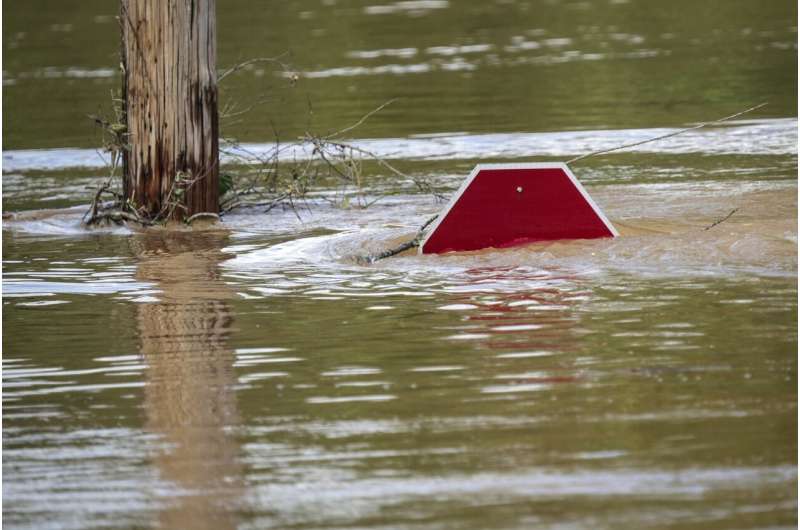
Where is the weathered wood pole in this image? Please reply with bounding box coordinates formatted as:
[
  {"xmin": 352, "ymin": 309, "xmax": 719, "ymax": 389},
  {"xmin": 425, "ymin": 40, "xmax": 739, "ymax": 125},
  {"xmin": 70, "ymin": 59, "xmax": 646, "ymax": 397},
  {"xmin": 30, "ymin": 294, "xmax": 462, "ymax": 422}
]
[{"xmin": 121, "ymin": 0, "xmax": 219, "ymax": 221}]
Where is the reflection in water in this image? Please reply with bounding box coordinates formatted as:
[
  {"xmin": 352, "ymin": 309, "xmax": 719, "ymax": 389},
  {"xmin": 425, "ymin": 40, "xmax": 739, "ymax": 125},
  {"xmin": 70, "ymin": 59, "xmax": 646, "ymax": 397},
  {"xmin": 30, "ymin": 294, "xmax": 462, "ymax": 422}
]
[
  {"xmin": 132, "ymin": 230, "xmax": 241, "ymax": 529},
  {"xmin": 444, "ymin": 268, "xmax": 586, "ymax": 391},
  {"xmin": 443, "ymin": 267, "xmax": 582, "ymax": 349}
]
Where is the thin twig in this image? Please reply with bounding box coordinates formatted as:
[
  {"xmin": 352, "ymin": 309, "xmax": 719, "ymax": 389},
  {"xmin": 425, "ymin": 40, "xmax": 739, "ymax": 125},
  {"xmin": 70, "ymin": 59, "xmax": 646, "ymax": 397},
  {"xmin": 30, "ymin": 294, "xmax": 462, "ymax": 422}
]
[
  {"xmin": 263, "ymin": 193, "xmax": 290, "ymax": 213},
  {"xmin": 314, "ymin": 136, "xmax": 446, "ymax": 201},
  {"xmin": 566, "ymin": 102, "xmax": 768, "ymax": 164},
  {"xmin": 704, "ymin": 208, "xmax": 739, "ymax": 231},
  {"xmin": 220, "ymin": 95, "xmax": 273, "ymax": 120},
  {"xmin": 218, "ymin": 54, "xmax": 291, "ymax": 83},
  {"xmin": 83, "ymin": 182, "xmax": 111, "ymax": 223},
  {"xmin": 325, "ymin": 99, "xmax": 397, "ymax": 140}
]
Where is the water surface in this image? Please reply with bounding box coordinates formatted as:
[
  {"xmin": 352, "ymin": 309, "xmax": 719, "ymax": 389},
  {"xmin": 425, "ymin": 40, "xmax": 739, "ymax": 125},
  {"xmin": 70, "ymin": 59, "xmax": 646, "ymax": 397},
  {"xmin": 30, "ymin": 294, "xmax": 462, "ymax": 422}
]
[{"xmin": 2, "ymin": 1, "xmax": 797, "ymax": 529}]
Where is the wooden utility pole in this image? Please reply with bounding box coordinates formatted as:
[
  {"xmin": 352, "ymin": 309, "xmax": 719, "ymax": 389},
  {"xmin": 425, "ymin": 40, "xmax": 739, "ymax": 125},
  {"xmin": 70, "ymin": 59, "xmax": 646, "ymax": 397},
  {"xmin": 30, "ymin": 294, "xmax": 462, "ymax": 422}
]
[{"xmin": 120, "ymin": 0, "xmax": 219, "ymax": 221}]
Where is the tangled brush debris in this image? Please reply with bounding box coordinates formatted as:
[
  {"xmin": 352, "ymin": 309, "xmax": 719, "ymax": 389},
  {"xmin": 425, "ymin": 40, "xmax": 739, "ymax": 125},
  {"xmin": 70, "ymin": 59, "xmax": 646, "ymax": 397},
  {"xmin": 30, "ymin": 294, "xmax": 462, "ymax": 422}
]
[{"xmin": 84, "ymin": 84, "xmax": 443, "ymax": 228}]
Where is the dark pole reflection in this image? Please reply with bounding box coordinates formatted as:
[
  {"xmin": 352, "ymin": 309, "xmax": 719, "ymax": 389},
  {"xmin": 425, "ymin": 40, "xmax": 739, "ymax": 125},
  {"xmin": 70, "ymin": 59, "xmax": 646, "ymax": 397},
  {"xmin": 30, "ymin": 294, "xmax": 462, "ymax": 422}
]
[{"xmin": 132, "ymin": 230, "xmax": 242, "ymax": 530}]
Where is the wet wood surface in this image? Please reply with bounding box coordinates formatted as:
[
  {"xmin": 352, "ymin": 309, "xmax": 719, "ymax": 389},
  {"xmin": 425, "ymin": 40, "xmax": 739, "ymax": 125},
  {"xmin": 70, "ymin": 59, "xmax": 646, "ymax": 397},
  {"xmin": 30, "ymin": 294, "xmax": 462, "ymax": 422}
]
[{"xmin": 121, "ymin": 0, "xmax": 219, "ymax": 219}]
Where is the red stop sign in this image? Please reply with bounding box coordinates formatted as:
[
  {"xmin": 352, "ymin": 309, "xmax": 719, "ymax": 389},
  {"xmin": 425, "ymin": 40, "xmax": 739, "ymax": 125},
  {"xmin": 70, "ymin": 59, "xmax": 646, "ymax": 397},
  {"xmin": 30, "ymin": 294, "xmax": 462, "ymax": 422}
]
[{"xmin": 419, "ymin": 163, "xmax": 617, "ymax": 254}]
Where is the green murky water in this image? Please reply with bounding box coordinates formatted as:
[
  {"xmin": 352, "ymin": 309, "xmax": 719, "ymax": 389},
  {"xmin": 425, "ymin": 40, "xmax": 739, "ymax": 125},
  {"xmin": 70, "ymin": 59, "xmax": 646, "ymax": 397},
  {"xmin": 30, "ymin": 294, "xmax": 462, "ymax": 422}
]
[{"xmin": 2, "ymin": 1, "xmax": 798, "ymax": 529}]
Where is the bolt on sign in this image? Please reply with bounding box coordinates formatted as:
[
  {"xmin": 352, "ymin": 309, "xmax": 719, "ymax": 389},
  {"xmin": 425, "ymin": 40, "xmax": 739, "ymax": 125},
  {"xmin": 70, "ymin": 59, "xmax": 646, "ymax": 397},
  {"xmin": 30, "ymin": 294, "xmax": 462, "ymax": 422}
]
[{"xmin": 419, "ymin": 163, "xmax": 618, "ymax": 254}]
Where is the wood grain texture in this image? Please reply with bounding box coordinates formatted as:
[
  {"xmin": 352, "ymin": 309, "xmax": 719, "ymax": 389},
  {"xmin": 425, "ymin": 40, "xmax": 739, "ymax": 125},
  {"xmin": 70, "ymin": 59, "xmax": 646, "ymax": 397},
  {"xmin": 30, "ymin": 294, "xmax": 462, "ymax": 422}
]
[{"xmin": 121, "ymin": 0, "xmax": 219, "ymax": 219}]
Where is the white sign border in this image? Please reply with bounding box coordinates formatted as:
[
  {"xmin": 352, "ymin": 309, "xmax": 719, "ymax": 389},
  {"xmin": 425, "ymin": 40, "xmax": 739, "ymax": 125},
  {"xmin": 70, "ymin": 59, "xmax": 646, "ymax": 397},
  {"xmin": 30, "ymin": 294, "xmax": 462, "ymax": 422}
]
[{"xmin": 418, "ymin": 162, "xmax": 619, "ymax": 254}]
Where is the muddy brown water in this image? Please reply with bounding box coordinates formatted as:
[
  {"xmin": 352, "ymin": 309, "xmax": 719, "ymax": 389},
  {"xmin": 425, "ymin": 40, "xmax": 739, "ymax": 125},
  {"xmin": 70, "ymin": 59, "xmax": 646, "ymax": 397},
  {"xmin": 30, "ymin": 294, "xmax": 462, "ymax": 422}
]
[{"xmin": 3, "ymin": 1, "xmax": 798, "ymax": 529}]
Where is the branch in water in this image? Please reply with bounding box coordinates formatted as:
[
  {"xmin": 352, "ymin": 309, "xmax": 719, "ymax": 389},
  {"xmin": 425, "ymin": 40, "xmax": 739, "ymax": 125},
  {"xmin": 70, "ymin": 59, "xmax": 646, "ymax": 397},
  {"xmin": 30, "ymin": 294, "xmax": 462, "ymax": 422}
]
[
  {"xmin": 704, "ymin": 208, "xmax": 739, "ymax": 231},
  {"xmin": 358, "ymin": 214, "xmax": 438, "ymax": 264}
]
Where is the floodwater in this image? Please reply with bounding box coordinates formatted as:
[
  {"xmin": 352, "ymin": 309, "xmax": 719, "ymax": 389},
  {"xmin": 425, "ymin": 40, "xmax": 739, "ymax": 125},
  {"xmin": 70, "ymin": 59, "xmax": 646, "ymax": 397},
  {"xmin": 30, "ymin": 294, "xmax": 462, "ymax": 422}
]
[{"xmin": 2, "ymin": 1, "xmax": 798, "ymax": 529}]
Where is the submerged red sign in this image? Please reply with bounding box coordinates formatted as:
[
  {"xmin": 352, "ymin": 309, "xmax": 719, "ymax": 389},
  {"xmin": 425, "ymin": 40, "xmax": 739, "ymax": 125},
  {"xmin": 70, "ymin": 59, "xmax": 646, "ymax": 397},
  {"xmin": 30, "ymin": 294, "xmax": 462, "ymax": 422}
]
[{"xmin": 419, "ymin": 163, "xmax": 617, "ymax": 254}]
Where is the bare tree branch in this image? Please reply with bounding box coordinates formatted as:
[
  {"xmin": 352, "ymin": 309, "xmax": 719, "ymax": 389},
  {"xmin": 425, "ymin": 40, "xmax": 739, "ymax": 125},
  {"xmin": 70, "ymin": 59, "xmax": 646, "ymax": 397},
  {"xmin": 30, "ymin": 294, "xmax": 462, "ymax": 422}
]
[
  {"xmin": 567, "ymin": 102, "xmax": 768, "ymax": 164},
  {"xmin": 218, "ymin": 53, "xmax": 291, "ymax": 83}
]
